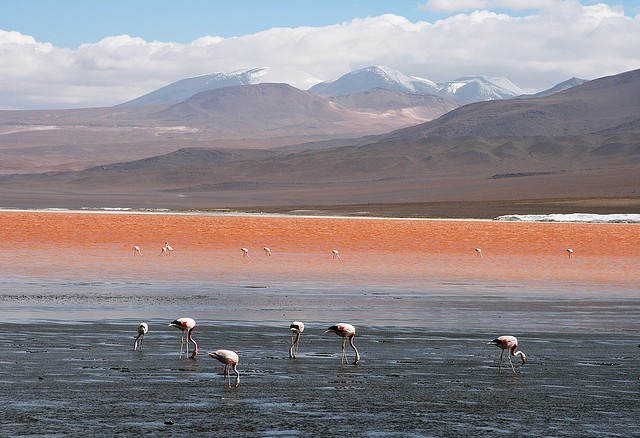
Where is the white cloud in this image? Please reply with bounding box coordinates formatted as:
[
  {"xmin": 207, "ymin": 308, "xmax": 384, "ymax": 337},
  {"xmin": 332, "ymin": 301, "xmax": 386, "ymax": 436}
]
[{"xmin": 1, "ymin": 2, "xmax": 640, "ymax": 109}]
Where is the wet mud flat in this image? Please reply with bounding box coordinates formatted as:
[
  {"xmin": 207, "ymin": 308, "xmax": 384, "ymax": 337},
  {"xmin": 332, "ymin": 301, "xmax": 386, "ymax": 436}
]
[{"xmin": 2, "ymin": 321, "xmax": 639, "ymax": 437}]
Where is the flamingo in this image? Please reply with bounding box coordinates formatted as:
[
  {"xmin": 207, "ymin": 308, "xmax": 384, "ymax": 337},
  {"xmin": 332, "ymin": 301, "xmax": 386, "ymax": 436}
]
[
  {"xmin": 326, "ymin": 323, "xmax": 359, "ymax": 365},
  {"xmin": 263, "ymin": 247, "xmax": 271, "ymax": 256},
  {"xmin": 332, "ymin": 249, "xmax": 340, "ymax": 259},
  {"xmin": 566, "ymin": 248, "xmax": 574, "ymax": 258},
  {"xmin": 289, "ymin": 321, "xmax": 305, "ymax": 358},
  {"xmin": 168, "ymin": 318, "xmax": 198, "ymax": 358},
  {"xmin": 208, "ymin": 350, "xmax": 240, "ymax": 387},
  {"xmin": 134, "ymin": 322, "xmax": 148, "ymax": 351},
  {"xmin": 133, "ymin": 246, "xmax": 142, "ymax": 256},
  {"xmin": 159, "ymin": 242, "xmax": 173, "ymax": 256},
  {"xmin": 241, "ymin": 248, "xmax": 250, "ymax": 259},
  {"xmin": 488, "ymin": 335, "xmax": 526, "ymax": 373},
  {"xmin": 475, "ymin": 248, "xmax": 482, "ymax": 257}
]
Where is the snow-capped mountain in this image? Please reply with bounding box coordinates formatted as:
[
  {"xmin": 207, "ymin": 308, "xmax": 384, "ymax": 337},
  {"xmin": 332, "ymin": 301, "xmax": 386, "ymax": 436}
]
[
  {"xmin": 308, "ymin": 66, "xmax": 439, "ymax": 97},
  {"xmin": 438, "ymin": 76, "xmax": 524, "ymax": 101},
  {"xmin": 309, "ymin": 66, "xmax": 525, "ymax": 102},
  {"xmin": 518, "ymin": 77, "xmax": 588, "ymax": 99},
  {"xmin": 120, "ymin": 67, "xmax": 321, "ymax": 106}
]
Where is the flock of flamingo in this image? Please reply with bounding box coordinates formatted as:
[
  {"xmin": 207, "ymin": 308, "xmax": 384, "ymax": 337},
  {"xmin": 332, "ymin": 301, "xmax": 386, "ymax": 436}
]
[
  {"xmin": 132, "ymin": 318, "xmax": 365, "ymax": 388},
  {"xmin": 133, "ymin": 317, "xmax": 526, "ymax": 388},
  {"xmin": 126, "ymin": 241, "xmax": 582, "ymax": 386},
  {"xmin": 134, "ymin": 242, "xmax": 575, "ymax": 260}
]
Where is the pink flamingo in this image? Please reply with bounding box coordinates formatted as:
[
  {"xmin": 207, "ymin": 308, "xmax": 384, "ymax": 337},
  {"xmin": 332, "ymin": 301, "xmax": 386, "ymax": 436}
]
[
  {"xmin": 566, "ymin": 248, "xmax": 574, "ymax": 258},
  {"xmin": 332, "ymin": 249, "xmax": 340, "ymax": 259},
  {"xmin": 159, "ymin": 242, "xmax": 173, "ymax": 256},
  {"xmin": 289, "ymin": 321, "xmax": 305, "ymax": 358},
  {"xmin": 208, "ymin": 350, "xmax": 240, "ymax": 387},
  {"xmin": 134, "ymin": 322, "xmax": 148, "ymax": 351},
  {"xmin": 326, "ymin": 323, "xmax": 359, "ymax": 364},
  {"xmin": 488, "ymin": 335, "xmax": 526, "ymax": 373},
  {"xmin": 168, "ymin": 318, "xmax": 198, "ymax": 358},
  {"xmin": 133, "ymin": 246, "xmax": 142, "ymax": 256},
  {"xmin": 263, "ymin": 247, "xmax": 271, "ymax": 256},
  {"xmin": 475, "ymin": 248, "xmax": 482, "ymax": 257},
  {"xmin": 241, "ymin": 248, "xmax": 250, "ymax": 259}
]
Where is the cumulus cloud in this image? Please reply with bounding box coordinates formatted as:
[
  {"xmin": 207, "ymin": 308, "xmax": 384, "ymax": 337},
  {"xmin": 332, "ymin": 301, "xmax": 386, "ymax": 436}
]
[{"xmin": 1, "ymin": 1, "xmax": 640, "ymax": 109}]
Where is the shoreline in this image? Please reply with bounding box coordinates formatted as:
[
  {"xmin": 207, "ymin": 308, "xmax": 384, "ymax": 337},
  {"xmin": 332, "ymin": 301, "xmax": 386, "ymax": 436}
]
[{"xmin": 1, "ymin": 205, "xmax": 639, "ymax": 224}]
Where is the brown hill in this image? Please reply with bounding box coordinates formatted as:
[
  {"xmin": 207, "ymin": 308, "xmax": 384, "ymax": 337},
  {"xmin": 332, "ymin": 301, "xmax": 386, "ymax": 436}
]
[
  {"xmin": 0, "ymin": 85, "xmax": 460, "ymax": 174},
  {"xmin": 1, "ymin": 69, "xmax": 640, "ymax": 216},
  {"xmin": 380, "ymin": 68, "xmax": 640, "ymax": 139}
]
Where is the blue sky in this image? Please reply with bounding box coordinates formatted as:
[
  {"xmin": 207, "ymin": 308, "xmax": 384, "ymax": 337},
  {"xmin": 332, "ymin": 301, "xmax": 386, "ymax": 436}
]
[
  {"xmin": 3, "ymin": 0, "xmax": 638, "ymax": 48},
  {"xmin": 1, "ymin": 0, "xmax": 640, "ymax": 109}
]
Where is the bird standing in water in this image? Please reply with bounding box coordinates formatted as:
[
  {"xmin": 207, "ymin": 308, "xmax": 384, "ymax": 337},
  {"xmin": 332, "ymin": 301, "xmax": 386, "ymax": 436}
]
[
  {"xmin": 289, "ymin": 321, "xmax": 305, "ymax": 358},
  {"xmin": 488, "ymin": 335, "xmax": 526, "ymax": 373},
  {"xmin": 326, "ymin": 323, "xmax": 359, "ymax": 365},
  {"xmin": 134, "ymin": 322, "xmax": 148, "ymax": 351},
  {"xmin": 208, "ymin": 350, "xmax": 240, "ymax": 387},
  {"xmin": 169, "ymin": 318, "xmax": 198, "ymax": 358}
]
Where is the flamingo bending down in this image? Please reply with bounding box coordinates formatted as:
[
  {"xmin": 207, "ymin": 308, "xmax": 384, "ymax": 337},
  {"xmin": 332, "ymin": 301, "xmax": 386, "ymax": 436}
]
[
  {"xmin": 263, "ymin": 247, "xmax": 271, "ymax": 256},
  {"xmin": 289, "ymin": 321, "xmax": 305, "ymax": 358},
  {"xmin": 566, "ymin": 248, "xmax": 574, "ymax": 258},
  {"xmin": 488, "ymin": 335, "xmax": 526, "ymax": 373},
  {"xmin": 134, "ymin": 322, "xmax": 148, "ymax": 351},
  {"xmin": 326, "ymin": 323, "xmax": 359, "ymax": 365},
  {"xmin": 241, "ymin": 248, "xmax": 250, "ymax": 259},
  {"xmin": 208, "ymin": 350, "xmax": 240, "ymax": 387},
  {"xmin": 133, "ymin": 246, "xmax": 142, "ymax": 256},
  {"xmin": 169, "ymin": 318, "xmax": 198, "ymax": 358},
  {"xmin": 159, "ymin": 242, "xmax": 174, "ymax": 256},
  {"xmin": 475, "ymin": 248, "xmax": 482, "ymax": 257},
  {"xmin": 332, "ymin": 249, "xmax": 340, "ymax": 259}
]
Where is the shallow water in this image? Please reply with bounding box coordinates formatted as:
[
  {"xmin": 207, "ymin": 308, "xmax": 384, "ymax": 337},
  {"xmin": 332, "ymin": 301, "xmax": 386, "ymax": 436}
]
[
  {"xmin": 1, "ymin": 212, "xmax": 640, "ymax": 436},
  {"xmin": 1, "ymin": 319, "xmax": 639, "ymax": 437}
]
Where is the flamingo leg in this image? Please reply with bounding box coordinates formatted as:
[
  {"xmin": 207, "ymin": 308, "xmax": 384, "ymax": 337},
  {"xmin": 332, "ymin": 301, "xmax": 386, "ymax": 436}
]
[
  {"xmin": 179, "ymin": 332, "xmax": 185, "ymax": 358},
  {"xmin": 507, "ymin": 351, "xmax": 516, "ymax": 373},
  {"xmin": 341, "ymin": 338, "xmax": 349, "ymax": 364},
  {"xmin": 498, "ymin": 350, "xmax": 504, "ymax": 373},
  {"xmin": 290, "ymin": 336, "xmax": 295, "ymax": 358}
]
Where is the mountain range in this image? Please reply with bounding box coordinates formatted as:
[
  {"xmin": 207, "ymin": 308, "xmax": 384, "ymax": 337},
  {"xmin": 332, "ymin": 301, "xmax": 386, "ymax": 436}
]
[
  {"xmin": 122, "ymin": 65, "xmax": 540, "ymax": 106},
  {"xmin": 0, "ymin": 66, "xmax": 637, "ymax": 217}
]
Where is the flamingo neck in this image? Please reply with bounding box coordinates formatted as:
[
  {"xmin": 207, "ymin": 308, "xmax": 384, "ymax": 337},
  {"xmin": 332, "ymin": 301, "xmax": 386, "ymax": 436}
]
[
  {"xmin": 511, "ymin": 346, "xmax": 525, "ymax": 362},
  {"xmin": 294, "ymin": 333, "xmax": 301, "ymax": 344},
  {"xmin": 188, "ymin": 329, "xmax": 198, "ymax": 357},
  {"xmin": 349, "ymin": 335, "xmax": 360, "ymax": 364}
]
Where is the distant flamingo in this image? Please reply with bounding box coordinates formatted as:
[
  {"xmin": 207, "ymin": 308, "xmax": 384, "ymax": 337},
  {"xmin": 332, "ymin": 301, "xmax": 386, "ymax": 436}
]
[
  {"xmin": 134, "ymin": 322, "xmax": 148, "ymax": 351},
  {"xmin": 475, "ymin": 248, "xmax": 482, "ymax": 257},
  {"xmin": 566, "ymin": 248, "xmax": 574, "ymax": 258},
  {"xmin": 208, "ymin": 350, "xmax": 240, "ymax": 387},
  {"xmin": 263, "ymin": 247, "xmax": 271, "ymax": 256},
  {"xmin": 241, "ymin": 248, "xmax": 250, "ymax": 259},
  {"xmin": 332, "ymin": 249, "xmax": 340, "ymax": 260},
  {"xmin": 168, "ymin": 318, "xmax": 198, "ymax": 358},
  {"xmin": 133, "ymin": 246, "xmax": 142, "ymax": 256},
  {"xmin": 488, "ymin": 335, "xmax": 526, "ymax": 373},
  {"xmin": 289, "ymin": 321, "xmax": 305, "ymax": 358},
  {"xmin": 159, "ymin": 242, "xmax": 173, "ymax": 256},
  {"xmin": 326, "ymin": 323, "xmax": 359, "ymax": 364}
]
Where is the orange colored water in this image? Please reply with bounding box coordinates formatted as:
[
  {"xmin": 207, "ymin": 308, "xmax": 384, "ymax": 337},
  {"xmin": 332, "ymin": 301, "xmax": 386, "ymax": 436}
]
[{"xmin": 0, "ymin": 211, "xmax": 638, "ymax": 294}]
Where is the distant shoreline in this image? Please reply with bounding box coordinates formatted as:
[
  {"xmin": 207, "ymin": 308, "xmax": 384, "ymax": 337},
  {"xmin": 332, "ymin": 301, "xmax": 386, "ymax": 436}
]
[
  {"xmin": 1, "ymin": 196, "xmax": 640, "ymax": 220},
  {"xmin": 1, "ymin": 204, "xmax": 640, "ymax": 223}
]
